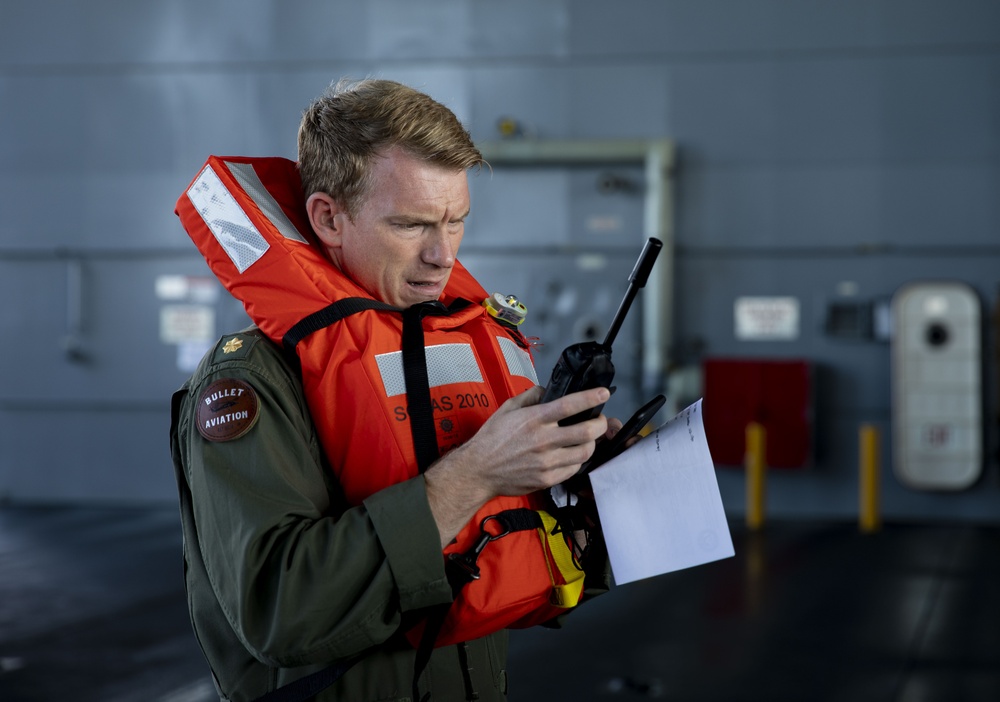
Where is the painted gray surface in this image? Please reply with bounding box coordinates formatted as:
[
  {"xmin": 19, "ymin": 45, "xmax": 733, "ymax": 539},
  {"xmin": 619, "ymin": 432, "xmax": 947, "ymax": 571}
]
[{"xmin": 1, "ymin": 1, "xmax": 997, "ymax": 522}]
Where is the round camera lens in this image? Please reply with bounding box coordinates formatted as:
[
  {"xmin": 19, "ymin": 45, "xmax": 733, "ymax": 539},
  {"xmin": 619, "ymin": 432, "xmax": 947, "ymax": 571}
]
[{"xmin": 925, "ymin": 322, "xmax": 949, "ymax": 347}]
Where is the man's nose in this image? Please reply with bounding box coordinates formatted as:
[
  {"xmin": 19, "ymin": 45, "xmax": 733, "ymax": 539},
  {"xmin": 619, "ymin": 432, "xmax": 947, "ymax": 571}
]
[{"xmin": 423, "ymin": 227, "xmax": 457, "ymax": 268}]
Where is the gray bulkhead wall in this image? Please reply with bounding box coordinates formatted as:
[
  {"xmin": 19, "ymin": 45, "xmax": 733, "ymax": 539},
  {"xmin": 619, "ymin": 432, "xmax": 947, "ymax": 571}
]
[{"xmin": 0, "ymin": 1, "xmax": 997, "ymax": 521}]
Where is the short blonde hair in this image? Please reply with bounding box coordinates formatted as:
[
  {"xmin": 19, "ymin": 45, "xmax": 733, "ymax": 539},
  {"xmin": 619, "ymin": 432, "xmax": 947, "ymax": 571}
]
[{"xmin": 297, "ymin": 78, "xmax": 484, "ymax": 218}]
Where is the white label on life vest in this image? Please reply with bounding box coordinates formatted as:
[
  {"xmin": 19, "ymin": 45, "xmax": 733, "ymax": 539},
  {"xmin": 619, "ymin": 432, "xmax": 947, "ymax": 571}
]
[{"xmin": 187, "ymin": 165, "xmax": 270, "ymax": 274}]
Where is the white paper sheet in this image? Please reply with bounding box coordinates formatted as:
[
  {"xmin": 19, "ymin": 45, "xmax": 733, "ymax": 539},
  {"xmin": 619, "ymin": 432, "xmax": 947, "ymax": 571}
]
[{"xmin": 589, "ymin": 399, "xmax": 734, "ymax": 585}]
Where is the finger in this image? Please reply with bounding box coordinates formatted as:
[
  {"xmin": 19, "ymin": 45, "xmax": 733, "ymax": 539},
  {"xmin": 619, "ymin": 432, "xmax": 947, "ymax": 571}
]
[
  {"xmin": 554, "ymin": 414, "xmax": 608, "ymax": 450},
  {"xmin": 543, "ymin": 441, "xmax": 599, "ymax": 477},
  {"xmin": 604, "ymin": 416, "xmax": 624, "ymax": 440},
  {"xmin": 537, "ymin": 387, "xmax": 611, "ymax": 424}
]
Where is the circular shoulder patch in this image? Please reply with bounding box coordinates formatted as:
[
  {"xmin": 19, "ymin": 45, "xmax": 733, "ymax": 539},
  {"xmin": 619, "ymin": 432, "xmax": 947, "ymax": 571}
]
[{"xmin": 195, "ymin": 378, "xmax": 260, "ymax": 442}]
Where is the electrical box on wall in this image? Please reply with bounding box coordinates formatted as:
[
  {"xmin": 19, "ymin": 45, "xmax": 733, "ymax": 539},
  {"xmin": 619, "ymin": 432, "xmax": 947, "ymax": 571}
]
[
  {"xmin": 702, "ymin": 358, "xmax": 812, "ymax": 468},
  {"xmin": 891, "ymin": 282, "xmax": 983, "ymax": 491}
]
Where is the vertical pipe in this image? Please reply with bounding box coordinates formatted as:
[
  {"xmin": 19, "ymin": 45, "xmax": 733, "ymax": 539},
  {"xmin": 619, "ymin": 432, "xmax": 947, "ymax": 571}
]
[
  {"xmin": 859, "ymin": 424, "xmax": 881, "ymax": 533},
  {"xmin": 994, "ymin": 285, "xmax": 1000, "ymax": 467},
  {"xmin": 63, "ymin": 258, "xmax": 87, "ymax": 361},
  {"xmin": 745, "ymin": 422, "xmax": 766, "ymax": 530},
  {"xmin": 67, "ymin": 258, "xmax": 83, "ymax": 337},
  {"xmin": 641, "ymin": 141, "xmax": 675, "ymax": 399}
]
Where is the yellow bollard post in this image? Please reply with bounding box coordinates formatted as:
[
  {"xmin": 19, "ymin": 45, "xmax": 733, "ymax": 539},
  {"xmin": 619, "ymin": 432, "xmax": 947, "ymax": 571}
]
[
  {"xmin": 745, "ymin": 422, "xmax": 766, "ymax": 530},
  {"xmin": 859, "ymin": 424, "xmax": 881, "ymax": 533}
]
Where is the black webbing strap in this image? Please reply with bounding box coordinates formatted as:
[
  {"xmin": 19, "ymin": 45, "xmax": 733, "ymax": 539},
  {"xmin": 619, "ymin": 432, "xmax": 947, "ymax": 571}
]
[
  {"xmin": 493, "ymin": 508, "xmax": 543, "ymax": 533},
  {"xmin": 401, "ymin": 299, "xmax": 472, "ymax": 473},
  {"xmin": 401, "ymin": 303, "xmax": 440, "ymax": 473},
  {"xmin": 282, "ymin": 297, "xmax": 400, "ymax": 353},
  {"xmin": 412, "ymin": 557, "xmax": 481, "ymax": 702},
  {"xmin": 402, "ymin": 299, "xmax": 477, "ymax": 701}
]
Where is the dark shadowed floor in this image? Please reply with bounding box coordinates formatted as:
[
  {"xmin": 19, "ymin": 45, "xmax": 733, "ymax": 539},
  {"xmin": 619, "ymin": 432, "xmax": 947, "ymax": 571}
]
[{"xmin": 1, "ymin": 504, "xmax": 997, "ymax": 701}]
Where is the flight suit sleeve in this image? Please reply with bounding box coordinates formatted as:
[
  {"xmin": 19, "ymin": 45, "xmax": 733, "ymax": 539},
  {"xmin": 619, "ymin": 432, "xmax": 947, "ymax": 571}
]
[{"xmin": 171, "ymin": 342, "xmax": 454, "ymax": 669}]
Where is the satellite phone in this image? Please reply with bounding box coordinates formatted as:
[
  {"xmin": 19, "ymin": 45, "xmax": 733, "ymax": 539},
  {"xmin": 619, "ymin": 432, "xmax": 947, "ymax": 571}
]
[{"xmin": 540, "ymin": 237, "xmax": 666, "ymax": 476}]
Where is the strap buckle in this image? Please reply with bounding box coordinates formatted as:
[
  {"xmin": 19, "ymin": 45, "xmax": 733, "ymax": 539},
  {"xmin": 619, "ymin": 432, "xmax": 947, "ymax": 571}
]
[{"xmin": 446, "ymin": 515, "xmax": 512, "ymax": 583}]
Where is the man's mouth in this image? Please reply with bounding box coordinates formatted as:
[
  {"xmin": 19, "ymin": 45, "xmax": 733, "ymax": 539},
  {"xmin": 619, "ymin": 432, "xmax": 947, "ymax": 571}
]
[{"xmin": 408, "ymin": 279, "xmax": 445, "ymax": 296}]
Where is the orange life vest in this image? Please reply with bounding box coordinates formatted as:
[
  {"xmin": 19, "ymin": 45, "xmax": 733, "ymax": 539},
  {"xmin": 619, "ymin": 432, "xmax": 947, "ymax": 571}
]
[{"xmin": 175, "ymin": 155, "xmax": 586, "ymax": 647}]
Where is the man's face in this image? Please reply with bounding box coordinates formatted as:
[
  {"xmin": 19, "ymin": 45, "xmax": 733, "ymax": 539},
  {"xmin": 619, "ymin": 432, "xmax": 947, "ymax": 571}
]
[{"xmin": 327, "ymin": 147, "xmax": 470, "ymax": 308}]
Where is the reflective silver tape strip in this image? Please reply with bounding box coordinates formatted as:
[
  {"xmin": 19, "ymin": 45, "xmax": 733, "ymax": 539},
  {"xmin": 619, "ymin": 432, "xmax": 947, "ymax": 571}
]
[
  {"xmin": 186, "ymin": 165, "xmax": 270, "ymax": 274},
  {"xmin": 225, "ymin": 161, "xmax": 308, "ymax": 244},
  {"xmin": 497, "ymin": 336, "xmax": 538, "ymax": 385},
  {"xmin": 376, "ymin": 343, "xmax": 485, "ymax": 398}
]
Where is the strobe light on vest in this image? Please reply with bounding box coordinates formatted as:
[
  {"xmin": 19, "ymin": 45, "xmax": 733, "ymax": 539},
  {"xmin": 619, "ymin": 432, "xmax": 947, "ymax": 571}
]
[
  {"xmin": 540, "ymin": 237, "xmax": 663, "ymax": 426},
  {"xmin": 482, "ymin": 292, "xmax": 528, "ymax": 326}
]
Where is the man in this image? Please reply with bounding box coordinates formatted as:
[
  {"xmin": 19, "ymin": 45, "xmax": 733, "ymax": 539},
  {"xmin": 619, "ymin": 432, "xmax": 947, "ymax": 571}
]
[{"xmin": 171, "ymin": 78, "xmax": 616, "ymax": 702}]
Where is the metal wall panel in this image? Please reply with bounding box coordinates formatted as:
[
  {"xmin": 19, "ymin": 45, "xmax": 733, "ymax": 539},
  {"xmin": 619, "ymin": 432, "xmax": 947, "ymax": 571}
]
[
  {"xmin": 0, "ymin": 0, "xmax": 370, "ymax": 65},
  {"xmin": 467, "ymin": 65, "xmax": 671, "ymax": 142},
  {"xmin": 468, "ymin": 165, "xmax": 648, "ymax": 248},
  {"xmin": 876, "ymin": 0, "xmax": 1000, "ymax": 47},
  {"xmin": 0, "ymin": 1, "xmax": 997, "ymax": 521},
  {"xmin": 0, "ymin": 257, "xmax": 245, "ymax": 401},
  {"xmin": 469, "ymin": 1, "xmax": 571, "ymax": 58},
  {"xmin": 0, "ymin": 407, "xmax": 176, "ymax": 503},
  {"xmin": 369, "ymin": 1, "xmax": 472, "ymax": 60},
  {"xmin": 565, "ymin": 0, "xmax": 1000, "ymax": 55},
  {"xmin": 676, "ymin": 162, "xmax": 1000, "ymax": 251},
  {"xmin": 567, "ymin": 0, "xmax": 779, "ymax": 57}
]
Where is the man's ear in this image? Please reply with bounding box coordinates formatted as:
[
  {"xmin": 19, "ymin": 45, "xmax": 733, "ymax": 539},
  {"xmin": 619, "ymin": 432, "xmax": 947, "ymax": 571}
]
[{"xmin": 306, "ymin": 192, "xmax": 347, "ymax": 248}]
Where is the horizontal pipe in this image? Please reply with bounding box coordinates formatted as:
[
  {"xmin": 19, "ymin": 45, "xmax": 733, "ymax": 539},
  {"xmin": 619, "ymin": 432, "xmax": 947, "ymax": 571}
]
[{"xmin": 0, "ymin": 400, "xmax": 166, "ymax": 412}]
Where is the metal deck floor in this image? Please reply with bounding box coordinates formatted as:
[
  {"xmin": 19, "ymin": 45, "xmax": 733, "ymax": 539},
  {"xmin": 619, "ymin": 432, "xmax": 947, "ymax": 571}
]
[{"xmin": 1, "ymin": 505, "xmax": 997, "ymax": 701}]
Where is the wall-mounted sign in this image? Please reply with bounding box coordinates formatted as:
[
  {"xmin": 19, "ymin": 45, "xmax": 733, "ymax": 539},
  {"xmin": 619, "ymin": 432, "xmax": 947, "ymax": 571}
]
[
  {"xmin": 157, "ymin": 275, "xmax": 222, "ymax": 372},
  {"xmin": 155, "ymin": 275, "xmax": 220, "ymax": 304},
  {"xmin": 734, "ymin": 296, "xmax": 800, "ymax": 341},
  {"xmin": 160, "ymin": 304, "xmax": 215, "ymax": 344}
]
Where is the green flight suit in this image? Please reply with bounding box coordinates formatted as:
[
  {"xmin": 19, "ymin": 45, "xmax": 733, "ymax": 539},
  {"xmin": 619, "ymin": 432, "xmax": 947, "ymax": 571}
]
[{"xmin": 170, "ymin": 329, "xmax": 509, "ymax": 701}]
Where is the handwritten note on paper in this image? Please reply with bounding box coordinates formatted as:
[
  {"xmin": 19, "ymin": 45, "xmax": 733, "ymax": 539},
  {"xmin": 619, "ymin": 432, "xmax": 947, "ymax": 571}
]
[{"xmin": 589, "ymin": 399, "xmax": 733, "ymax": 585}]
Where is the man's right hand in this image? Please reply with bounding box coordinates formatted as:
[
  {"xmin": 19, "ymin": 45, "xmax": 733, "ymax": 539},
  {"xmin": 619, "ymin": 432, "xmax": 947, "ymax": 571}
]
[{"xmin": 423, "ymin": 385, "xmax": 609, "ymax": 547}]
